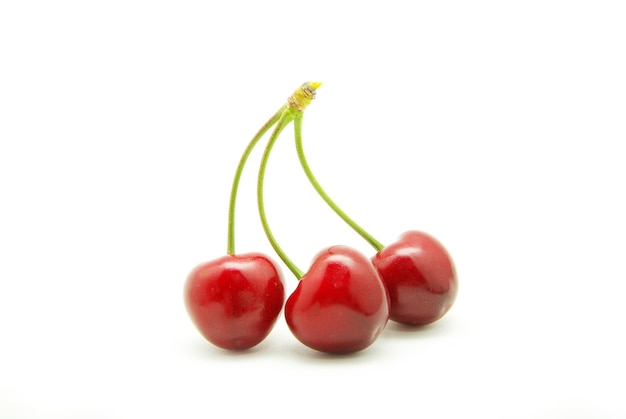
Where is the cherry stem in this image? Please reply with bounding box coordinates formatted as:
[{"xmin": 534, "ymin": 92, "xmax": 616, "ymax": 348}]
[
  {"xmin": 257, "ymin": 108, "xmax": 304, "ymax": 278},
  {"xmin": 226, "ymin": 106, "xmax": 285, "ymax": 255},
  {"xmin": 294, "ymin": 113, "xmax": 385, "ymax": 252}
]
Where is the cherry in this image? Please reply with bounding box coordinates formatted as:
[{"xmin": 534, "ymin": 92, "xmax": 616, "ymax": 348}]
[
  {"xmin": 255, "ymin": 83, "xmax": 389, "ymax": 353},
  {"xmin": 184, "ymin": 253, "xmax": 285, "ymax": 350},
  {"xmin": 371, "ymin": 231, "xmax": 457, "ymax": 325},
  {"xmin": 183, "ymin": 99, "xmax": 288, "ymax": 350},
  {"xmin": 185, "ymin": 82, "xmax": 324, "ymax": 350},
  {"xmin": 284, "ymin": 246, "xmax": 390, "ymax": 353},
  {"xmin": 293, "ymin": 112, "xmax": 458, "ymax": 326}
]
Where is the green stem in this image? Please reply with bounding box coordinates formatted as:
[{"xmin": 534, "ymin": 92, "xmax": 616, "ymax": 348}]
[
  {"xmin": 294, "ymin": 113, "xmax": 385, "ymax": 252},
  {"xmin": 257, "ymin": 108, "xmax": 304, "ymax": 278},
  {"xmin": 227, "ymin": 106, "xmax": 286, "ymax": 255}
]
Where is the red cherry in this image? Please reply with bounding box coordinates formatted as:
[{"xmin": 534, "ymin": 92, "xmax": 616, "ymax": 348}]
[
  {"xmin": 285, "ymin": 246, "xmax": 390, "ymax": 354},
  {"xmin": 184, "ymin": 253, "xmax": 285, "ymax": 350},
  {"xmin": 371, "ymin": 231, "xmax": 458, "ymax": 326}
]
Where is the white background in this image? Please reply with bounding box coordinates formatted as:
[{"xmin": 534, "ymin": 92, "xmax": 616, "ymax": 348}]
[{"xmin": 1, "ymin": 1, "xmax": 625, "ymax": 418}]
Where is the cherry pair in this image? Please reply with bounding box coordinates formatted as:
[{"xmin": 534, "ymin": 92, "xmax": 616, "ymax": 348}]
[{"xmin": 184, "ymin": 82, "xmax": 458, "ymax": 354}]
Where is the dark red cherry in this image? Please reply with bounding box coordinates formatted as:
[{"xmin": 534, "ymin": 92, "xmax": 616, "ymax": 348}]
[
  {"xmin": 371, "ymin": 231, "xmax": 457, "ymax": 325},
  {"xmin": 184, "ymin": 253, "xmax": 285, "ymax": 350},
  {"xmin": 285, "ymin": 245, "xmax": 390, "ymax": 354}
]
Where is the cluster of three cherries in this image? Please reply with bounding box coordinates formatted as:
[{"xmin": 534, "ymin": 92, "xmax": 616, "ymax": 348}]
[{"xmin": 184, "ymin": 82, "xmax": 458, "ymax": 354}]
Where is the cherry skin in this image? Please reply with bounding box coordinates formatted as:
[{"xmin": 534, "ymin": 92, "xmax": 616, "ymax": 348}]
[
  {"xmin": 285, "ymin": 245, "xmax": 390, "ymax": 354},
  {"xmin": 184, "ymin": 253, "xmax": 285, "ymax": 350},
  {"xmin": 371, "ymin": 231, "xmax": 457, "ymax": 326}
]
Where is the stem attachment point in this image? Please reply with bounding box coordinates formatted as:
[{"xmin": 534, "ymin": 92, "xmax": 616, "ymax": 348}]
[{"xmin": 287, "ymin": 82, "xmax": 323, "ymax": 112}]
